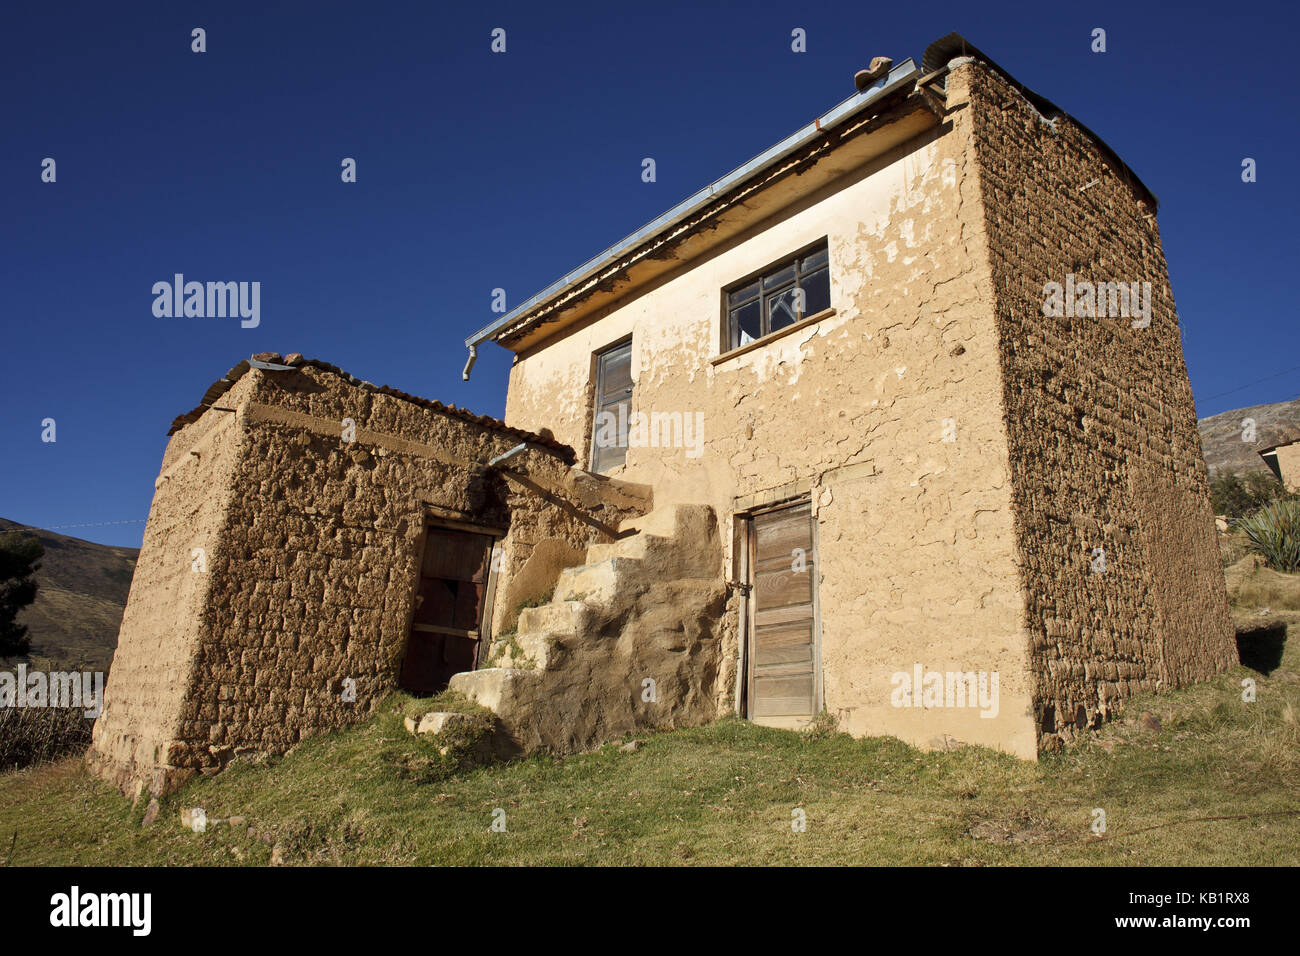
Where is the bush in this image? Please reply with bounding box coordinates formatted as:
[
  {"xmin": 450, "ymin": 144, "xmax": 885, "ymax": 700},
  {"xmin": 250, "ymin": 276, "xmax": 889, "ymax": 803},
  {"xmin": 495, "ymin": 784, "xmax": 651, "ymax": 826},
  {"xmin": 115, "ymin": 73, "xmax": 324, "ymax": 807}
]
[
  {"xmin": 1211, "ymin": 471, "xmax": 1297, "ymax": 519},
  {"xmin": 1236, "ymin": 499, "xmax": 1300, "ymax": 573}
]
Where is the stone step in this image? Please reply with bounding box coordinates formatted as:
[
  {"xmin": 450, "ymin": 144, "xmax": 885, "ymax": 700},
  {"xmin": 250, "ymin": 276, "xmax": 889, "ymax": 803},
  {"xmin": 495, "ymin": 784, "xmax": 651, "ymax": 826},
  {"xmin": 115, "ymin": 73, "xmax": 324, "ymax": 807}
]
[
  {"xmin": 403, "ymin": 710, "xmax": 491, "ymax": 736},
  {"xmin": 515, "ymin": 630, "xmax": 566, "ymax": 669},
  {"xmin": 554, "ymin": 558, "xmax": 639, "ymax": 603},
  {"xmin": 617, "ymin": 503, "xmax": 714, "ymax": 539},
  {"xmin": 517, "ymin": 599, "xmax": 592, "ymax": 636},
  {"xmin": 585, "ymin": 533, "xmax": 672, "ymax": 564},
  {"xmin": 449, "ymin": 667, "xmax": 530, "ymax": 712}
]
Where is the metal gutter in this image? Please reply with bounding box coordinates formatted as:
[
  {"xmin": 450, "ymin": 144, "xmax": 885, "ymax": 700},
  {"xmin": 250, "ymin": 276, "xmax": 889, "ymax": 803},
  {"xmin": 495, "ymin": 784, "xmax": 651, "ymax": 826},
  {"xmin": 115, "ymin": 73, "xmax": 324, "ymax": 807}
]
[{"xmin": 462, "ymin": 57, "xmax": 920, "ymax": 378}]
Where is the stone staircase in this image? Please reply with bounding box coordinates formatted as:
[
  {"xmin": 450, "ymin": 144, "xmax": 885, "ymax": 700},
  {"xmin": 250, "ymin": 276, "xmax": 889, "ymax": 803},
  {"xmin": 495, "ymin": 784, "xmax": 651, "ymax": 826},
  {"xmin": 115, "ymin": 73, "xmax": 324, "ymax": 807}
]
[{"xmin": 449, "ymin": 503, "xmax": 726, "ymax": 755}]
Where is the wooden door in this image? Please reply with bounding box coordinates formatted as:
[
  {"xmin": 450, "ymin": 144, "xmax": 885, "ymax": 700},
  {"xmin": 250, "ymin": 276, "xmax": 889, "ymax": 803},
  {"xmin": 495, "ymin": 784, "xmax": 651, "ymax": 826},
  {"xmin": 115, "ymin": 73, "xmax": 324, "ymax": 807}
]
[
  {"xmin": 747, "ymin": 501, "xmax": 819, "ymax": 727},
  {"xmin": 399, "ymin": 527, "xmax": 495, "ymax": 695},
  {"xmin": 590, "ymin": 339, "xmax": 633, "ymax": 473}
]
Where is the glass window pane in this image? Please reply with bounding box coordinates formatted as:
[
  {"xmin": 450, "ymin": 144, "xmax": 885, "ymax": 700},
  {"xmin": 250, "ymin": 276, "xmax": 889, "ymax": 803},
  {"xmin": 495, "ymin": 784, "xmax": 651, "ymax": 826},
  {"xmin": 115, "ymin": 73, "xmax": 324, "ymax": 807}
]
[
  {"xmin": 762, "ymin": 262, "xmax": 796, "ymax": 289},
  {"xmin": 799, "ymin": 267, "xmax": 830, "ymax": 317},
  {"xmin": 766, "ymin": 287, "xmax": 801, "ymax": 333},
  {"xmin": 729, "ymin": 280, "xmax": 759, "ymax": 307},
  {"xmin": 800, "ymin": 246, "xmax": 829, "ymax": 272},
  {"xmin": 732, "ymin": 300, "xmax": 761, "ymax": 347},
  {"xmin": 595, "ymin": 343, "xmax": 631, "ymax": 398}
]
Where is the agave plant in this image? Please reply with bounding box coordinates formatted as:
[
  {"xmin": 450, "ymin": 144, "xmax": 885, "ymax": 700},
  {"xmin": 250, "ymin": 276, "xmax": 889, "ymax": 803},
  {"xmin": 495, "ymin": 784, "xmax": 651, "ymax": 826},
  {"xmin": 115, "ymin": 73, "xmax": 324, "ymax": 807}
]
[{"xmin": 1236, "ymin": 499, "xmax": 1300, "ymax": 573}]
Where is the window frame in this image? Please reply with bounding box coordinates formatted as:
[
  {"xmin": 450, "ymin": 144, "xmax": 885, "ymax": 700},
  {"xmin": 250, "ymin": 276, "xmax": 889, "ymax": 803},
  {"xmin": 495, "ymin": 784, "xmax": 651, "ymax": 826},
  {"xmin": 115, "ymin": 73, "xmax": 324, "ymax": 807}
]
[
  {"xmin": 722, "ymin": 238, "xmax": 831, "ymax": 353},
  {"xmin": 588, "ymin": 336, "xmax": 634, "ymax": 474}
]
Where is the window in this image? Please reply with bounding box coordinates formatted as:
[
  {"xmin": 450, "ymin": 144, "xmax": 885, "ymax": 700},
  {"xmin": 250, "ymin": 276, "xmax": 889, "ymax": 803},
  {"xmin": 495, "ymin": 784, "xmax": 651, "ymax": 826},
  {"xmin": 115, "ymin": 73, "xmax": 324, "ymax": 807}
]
[
  {"xmin": 590, "ymin": 338, "xmax": 633, "ymax": 473},
  {"xmin": 725, "ymin": 241, "xmax": 831, "ymax": 350}
]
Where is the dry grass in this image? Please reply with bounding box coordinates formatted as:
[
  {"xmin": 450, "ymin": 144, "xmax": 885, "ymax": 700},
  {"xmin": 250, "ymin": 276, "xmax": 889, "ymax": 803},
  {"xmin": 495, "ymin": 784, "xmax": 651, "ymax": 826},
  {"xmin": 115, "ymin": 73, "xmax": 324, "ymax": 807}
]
[{"xmin": 0, "ymin": 707, "xmax": 93, "ymax": 773}]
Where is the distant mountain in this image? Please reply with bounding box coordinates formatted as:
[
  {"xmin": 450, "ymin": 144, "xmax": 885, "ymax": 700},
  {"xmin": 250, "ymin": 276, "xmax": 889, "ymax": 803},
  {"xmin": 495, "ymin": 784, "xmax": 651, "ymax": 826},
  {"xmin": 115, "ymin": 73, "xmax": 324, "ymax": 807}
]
[
  {"xmin": 0, "ymin": 518, "xmax": 138, "ymax": 670},
  {"xmin": 1197, "ymin": 397, "xmax": 1300, "ymax": 479}
]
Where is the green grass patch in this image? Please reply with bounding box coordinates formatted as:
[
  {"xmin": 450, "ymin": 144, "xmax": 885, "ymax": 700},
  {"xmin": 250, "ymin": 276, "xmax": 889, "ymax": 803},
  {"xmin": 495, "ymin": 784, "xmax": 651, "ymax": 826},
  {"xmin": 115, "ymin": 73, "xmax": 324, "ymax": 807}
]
[{"xmin": 3, "ymin": 626, "xmax": 1299, "ymax": 866}]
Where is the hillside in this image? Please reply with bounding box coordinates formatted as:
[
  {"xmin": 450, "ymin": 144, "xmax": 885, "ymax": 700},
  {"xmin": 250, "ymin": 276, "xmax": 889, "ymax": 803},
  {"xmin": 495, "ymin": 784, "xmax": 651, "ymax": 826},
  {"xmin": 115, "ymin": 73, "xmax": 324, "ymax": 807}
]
[
  {"xmin": 2, "ymin": 626, "xmax": 1297, "ymax": 866},
  {"xmin": 1197, "ymin": 397, "xmax": 1300, "ymax": 478},
  {"xmin": 0, "ymin": 518, "xmax": 138, "ymax": 670}
]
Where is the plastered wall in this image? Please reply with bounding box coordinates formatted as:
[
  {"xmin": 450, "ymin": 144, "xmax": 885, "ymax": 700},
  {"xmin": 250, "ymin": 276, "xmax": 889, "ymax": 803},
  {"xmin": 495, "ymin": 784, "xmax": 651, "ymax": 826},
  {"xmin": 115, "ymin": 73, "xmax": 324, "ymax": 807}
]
[{"xmin": 503, "ymin": 72, "xmax": 1039, "ymax": 756}]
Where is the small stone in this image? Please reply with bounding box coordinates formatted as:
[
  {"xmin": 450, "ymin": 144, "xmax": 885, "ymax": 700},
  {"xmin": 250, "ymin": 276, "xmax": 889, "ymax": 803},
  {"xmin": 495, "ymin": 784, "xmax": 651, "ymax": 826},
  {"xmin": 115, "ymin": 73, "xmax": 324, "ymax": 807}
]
[
  {"xmin": 270, "ymin": 843, "xmax": 285, "ymax": 866},
  {"xmin": 1139, "ymin": 712, "xmax": 1162, "ymax": 733},
  {"xmin": 284, "ymin": 353, "xmax": 304, "ymax": 366},
  {"xmin": 619, "ymin": 740, "xmax": 642, "ymax": 753},
  {"xmin": 227, "ymin": 816, "xmax": 246, "ymax": 827},
  {"xmin": 141, "ymin": 799, "xmax": 160, "ymax": 828}
]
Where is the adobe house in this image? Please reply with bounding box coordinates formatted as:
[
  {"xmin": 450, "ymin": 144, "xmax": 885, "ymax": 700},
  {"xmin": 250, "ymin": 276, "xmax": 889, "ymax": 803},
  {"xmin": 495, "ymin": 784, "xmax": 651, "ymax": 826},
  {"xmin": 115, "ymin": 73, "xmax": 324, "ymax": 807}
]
[
  {"xmin": 455, "ymin": 32, "xmax": 1236, "ymax": 752},
  {"xmin": 1260, "ymin": 438, "xmax": 1300, "ymax": 492},
  {"xmin": 91, "ymin": 32, "xmax": 1236, "ymax": 798}
]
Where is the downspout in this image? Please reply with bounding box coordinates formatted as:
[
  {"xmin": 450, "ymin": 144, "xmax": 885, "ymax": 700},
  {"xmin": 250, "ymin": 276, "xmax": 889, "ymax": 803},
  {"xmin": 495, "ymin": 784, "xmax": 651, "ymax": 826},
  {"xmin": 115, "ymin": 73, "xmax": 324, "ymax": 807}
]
[{"xmin": 461, "ymin": 345, "xmax": 477, "ymax": 381}]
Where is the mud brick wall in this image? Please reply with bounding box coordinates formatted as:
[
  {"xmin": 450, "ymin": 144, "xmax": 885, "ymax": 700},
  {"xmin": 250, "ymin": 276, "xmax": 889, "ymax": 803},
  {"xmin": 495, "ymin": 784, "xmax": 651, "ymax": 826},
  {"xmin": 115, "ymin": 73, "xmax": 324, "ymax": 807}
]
[
  {"xmin": 87, "ymin": 375, "xmax": 255, "ymax": 799},
  {"xmin": 92, "ymin": 362, "xmax": 636, "ymax": 797},
  {"xmin": 962, "ymin": 61, "xmax": 1237, "ymax": 747}
]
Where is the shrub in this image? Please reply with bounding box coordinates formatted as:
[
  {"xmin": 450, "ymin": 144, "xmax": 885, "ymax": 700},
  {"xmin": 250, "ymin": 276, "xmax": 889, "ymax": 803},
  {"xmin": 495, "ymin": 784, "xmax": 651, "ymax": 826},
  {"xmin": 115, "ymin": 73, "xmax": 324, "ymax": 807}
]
[
  {"xmin": 1212, "ymin": 471, "xmax": 1297, "ymax": 519},
  {"xmin": 1237, "ymin": 499, "xmax": 1300, "ymax": 573}
]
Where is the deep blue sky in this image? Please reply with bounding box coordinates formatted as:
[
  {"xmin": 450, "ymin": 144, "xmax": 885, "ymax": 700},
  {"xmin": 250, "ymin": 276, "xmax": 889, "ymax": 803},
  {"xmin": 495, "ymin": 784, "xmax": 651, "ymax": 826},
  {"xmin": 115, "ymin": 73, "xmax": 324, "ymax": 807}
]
[{"xmin": 3, "ymin": 0, "xmax": 1296, "ymax": 547}]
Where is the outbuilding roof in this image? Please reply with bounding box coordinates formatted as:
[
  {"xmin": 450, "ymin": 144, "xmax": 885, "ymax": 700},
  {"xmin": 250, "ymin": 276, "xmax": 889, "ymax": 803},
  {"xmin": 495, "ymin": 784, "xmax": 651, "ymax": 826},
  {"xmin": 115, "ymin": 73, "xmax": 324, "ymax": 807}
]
[{"xmin": 168, "ymin": 352, "xmax": 575, "ymax": 462}]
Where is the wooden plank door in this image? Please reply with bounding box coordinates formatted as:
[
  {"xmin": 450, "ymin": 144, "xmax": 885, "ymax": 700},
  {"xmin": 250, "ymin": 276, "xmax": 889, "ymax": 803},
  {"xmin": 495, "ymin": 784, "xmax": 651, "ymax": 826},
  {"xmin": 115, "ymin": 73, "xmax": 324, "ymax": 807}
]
[
  {"xmin": 590, "ymin": 339, "xmax": 633, "ymax": 473},
  {"xmin": 747, "ymin": 501, "xmax": 819, "ymax": 727},
  {"xmin": 399, "ymin": 527, "xmax": 495, "ymax": 695}
]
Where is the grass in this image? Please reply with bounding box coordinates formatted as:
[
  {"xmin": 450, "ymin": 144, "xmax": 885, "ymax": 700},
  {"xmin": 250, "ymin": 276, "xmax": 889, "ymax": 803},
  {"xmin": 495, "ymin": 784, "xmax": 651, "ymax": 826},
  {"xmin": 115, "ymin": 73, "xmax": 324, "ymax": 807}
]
[
  {"xmin": 2, "ymin": 556, "xmax": 1297, "ymax": 867},
  {"xmin": 3, "ymin": 626, "xmax": 1299, "ymax": 866}
]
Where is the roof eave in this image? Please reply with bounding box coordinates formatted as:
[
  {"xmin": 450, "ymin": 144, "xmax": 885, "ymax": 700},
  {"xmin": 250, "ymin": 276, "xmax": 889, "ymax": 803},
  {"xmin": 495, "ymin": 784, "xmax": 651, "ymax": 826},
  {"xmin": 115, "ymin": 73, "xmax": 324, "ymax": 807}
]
[{"xmin": 464, "ymin": 57, "xmax": 921, "ymax": 354}]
